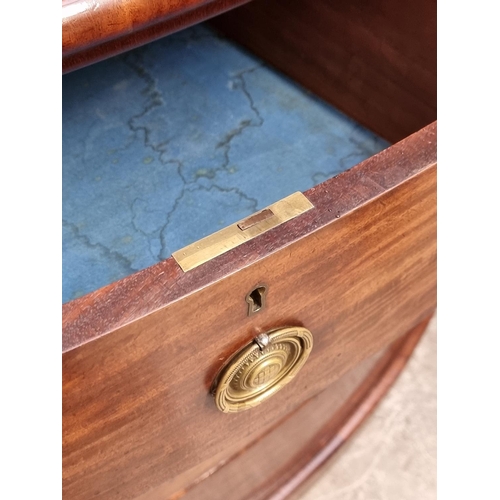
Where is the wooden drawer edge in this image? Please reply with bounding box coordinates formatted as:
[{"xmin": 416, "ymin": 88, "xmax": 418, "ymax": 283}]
[{"xmin": 62, "ymin": 121, "xmax": 437, "ymax": 353}]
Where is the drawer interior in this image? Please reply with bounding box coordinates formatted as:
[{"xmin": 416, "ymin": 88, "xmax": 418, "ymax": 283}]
[{"xmin": 63, "ymin": 24, "xmax": 390, "ymax": 303}]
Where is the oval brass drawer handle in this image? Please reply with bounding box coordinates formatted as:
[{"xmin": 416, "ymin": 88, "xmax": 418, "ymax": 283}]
[{"xmin": 213, "ymin": 327, "xmax": 313, "ymax": 413}]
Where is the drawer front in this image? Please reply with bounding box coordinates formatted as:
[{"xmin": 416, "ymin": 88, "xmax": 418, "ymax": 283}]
[
  {"xmin": 179, "ymin": 318, "xmax": 431, "ymax": 500},
  {"xmin": 63, "ymin": 123, "xmax": 436, "ymax": 499}
]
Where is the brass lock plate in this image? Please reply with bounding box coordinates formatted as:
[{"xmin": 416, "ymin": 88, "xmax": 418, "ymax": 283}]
[
  {"xmin": 172, "ymin": 192, "xmax": 313, "ymax": 272},
  {"xmin": 212, "ymin": 327, "xmax": 313, "ymax": 413}
]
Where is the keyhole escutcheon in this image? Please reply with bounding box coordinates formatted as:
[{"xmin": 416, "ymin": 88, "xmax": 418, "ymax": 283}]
[{"xmin": 246, "ymin": 285, "xmax": 268, "ymax": 316}]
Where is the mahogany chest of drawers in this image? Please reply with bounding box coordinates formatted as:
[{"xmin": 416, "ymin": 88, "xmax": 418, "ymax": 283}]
[{"xmin": 62, "ymin": 1, "xmax": 436, "ymax": 498}]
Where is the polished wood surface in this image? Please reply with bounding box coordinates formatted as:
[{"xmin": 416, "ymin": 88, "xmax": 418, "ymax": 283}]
[
  {"xmin": 62, "ymin": 0, "xmax": 250, "ymax": 73},
  {"xmin": 211, "ymin": 0, "xmax": 436, "ymax": 143},
  {"xmin": 63, "ymin": 123, "xmax": 436, "ymax": 499},
  {"xmin": 179, "ymin": 317, "xmax": 430, "ymax": 500}
]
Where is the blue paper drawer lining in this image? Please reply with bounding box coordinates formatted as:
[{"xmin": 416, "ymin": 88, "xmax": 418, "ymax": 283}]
[{"xmin": 62, "ymin": 24, "xmax": 390, "ymax": 303}]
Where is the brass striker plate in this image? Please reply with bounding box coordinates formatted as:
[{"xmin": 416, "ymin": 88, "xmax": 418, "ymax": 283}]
[{"xmin": 213, "ymin": 327, "xmax": 313, "ymax": 413}]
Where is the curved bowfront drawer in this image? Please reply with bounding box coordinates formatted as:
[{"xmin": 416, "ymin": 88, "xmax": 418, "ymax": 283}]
[
  {"xmin": 63, "ymin": 9, "xmax": 436, "ymax": 500},
  {"xmin": 63, "ymin": 128, "xmax": 436, "ymax": 500}
]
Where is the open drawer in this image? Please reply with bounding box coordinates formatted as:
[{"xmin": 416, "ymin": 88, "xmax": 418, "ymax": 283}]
[{"xmin": 62, "ymin": 2, "xmax": 436, "ymax": 499}]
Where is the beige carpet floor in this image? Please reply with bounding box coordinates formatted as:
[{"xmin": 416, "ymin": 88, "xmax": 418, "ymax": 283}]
[{"xmin": 299, "ymin": 315, "xmax": 437, "ymax": 500}]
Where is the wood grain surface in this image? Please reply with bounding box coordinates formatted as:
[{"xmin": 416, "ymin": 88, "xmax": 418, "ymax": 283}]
[
  {"xmin": 211, "ymin": 0, "xmax": 436, "ymax": 143},
  {"xmin": 63, "ymin": 123, "xmax": 436, "ymax": 499},
  {"xmin": 62, "ymin": 0, "xmax": 250, "ymax": 73},
  {"xmin": 179, "ymin": 316, "xmax": 431, "ymax": 500}
]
